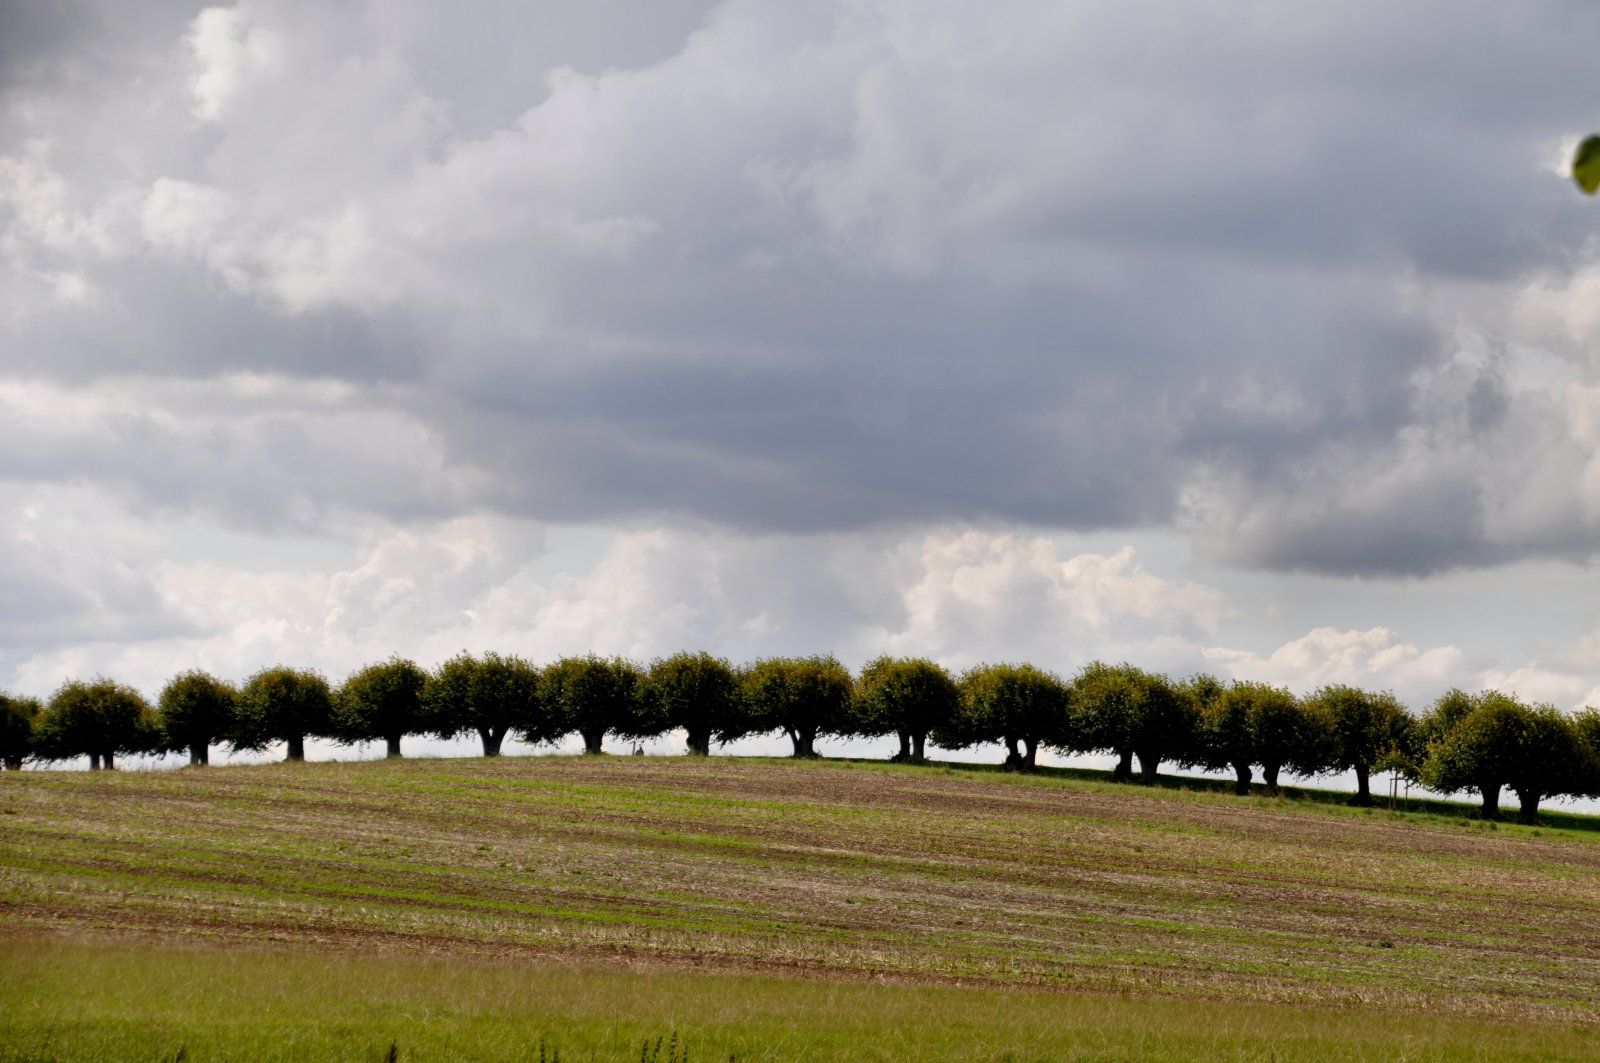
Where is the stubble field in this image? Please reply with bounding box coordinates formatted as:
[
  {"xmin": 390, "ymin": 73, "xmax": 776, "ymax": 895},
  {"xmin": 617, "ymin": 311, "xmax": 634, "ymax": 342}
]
[{"xmin": 2, "ymin": 755, "xmax": 1598, "ymax": 1060}]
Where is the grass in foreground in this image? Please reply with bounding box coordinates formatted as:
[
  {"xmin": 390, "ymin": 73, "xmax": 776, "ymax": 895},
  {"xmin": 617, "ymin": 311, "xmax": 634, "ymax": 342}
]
[
  {"xmin": 4, "ymin": 937, "xmax": 1597, "ymax": 1063},
  {"xmin": 2, "ymin": 755, "xmax": 1599, "ymax": 1026}
]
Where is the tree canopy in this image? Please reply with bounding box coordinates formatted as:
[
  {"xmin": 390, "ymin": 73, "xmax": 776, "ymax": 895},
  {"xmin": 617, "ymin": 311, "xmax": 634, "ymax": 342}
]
[
  {"xmin": 233, "ymin": 667, "xmax": 334, "ymax": 762},
  {"xmin": 638, "ymin": 652, "xmax": 742, "ymax": 756},
  {"xmin": 157, "ymin": 670, "xmax": 237, "ymax": 766},
  {"xmin": 740, "ymin": 656, "xmax": 853, "ymax": 758},
  {"xmin": 0, "ymin": 692, "xmax": 43, "ymax": 770},
  {"xmin": 34, "ymin": 678, "xmax": 157, "ymax": 770},
  {"xmin": 1421, "ymin": 690, "xmax": 1598, "ymax": 822},
  {"xmin": 1305, "ymin": 684, "xmax": 1410, "ymax": 806},
  {"xmin": 335, "ymin": 657, "xmax": 429, "ymax": 758},
  {"xmin": 1074, "ymin": 662, "xmax": 1192, "ymax": 783},
  {"xmin": 1196, "ymin": 680, "xmax": 1313, "ymax": 795},
  {"xmin": 426, "ymin": 652, "xmax": 542, "ymax": 756},
  {"xmin": 539, "ymin": 656, "xmax": 648, "ymax": 755},
  {"xmin": 1574, "ymin": 135, "xmax": 1600, "ymax": 194},
  {"xmin": 854, "ymin": 656, "xmax": 959, "ymax": 763},
  {"xmin": 947, "ymin": 662, "xmax": 1071, "ymax": 771}
]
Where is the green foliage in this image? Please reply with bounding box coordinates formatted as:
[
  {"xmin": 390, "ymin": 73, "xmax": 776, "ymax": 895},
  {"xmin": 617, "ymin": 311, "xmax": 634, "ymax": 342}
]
[
  {"xmin": 1574, "ymin": 134, "xmax": 1600, "ymax": 194},
  {"xmin": 1196, "ymin": 679, "xmax": 1318, "ymax": 794},
  {"xmin": 1421, "ymin": 691, "xmax": 1595, "ymax": 822},
  {"xmin": 0, "ymin": 691, "xmax": 42, "ymax": 769},
  {"xmin": 1304, "ymin": 685, "xmax": 1410, "ymax": 805},
  {"xmin": 1573, "ymin": 706, "xmax": 1600, "ymax": 776},
  {"xmin": 426, "ymin": 652, "xmax": 543, "ymax": 756},
  {"xmin": 739, "ymin": 655, "xmax": 853, "ymax": 758},
  {"xmin": 335, "ymin": 657, "xmax": 429, "ymax": 758},
  {"xmin": 34, "ymin": 678, "xmax": 158, "ymax": 769},
  {"xmin": 1194, "ymin": 678, "xmax": 1252, "ymax": 787},
  {"xmin": 638, "ymin": 652, "xmax": 742, "ymax": 755},
  {"xmin": 946, "ymin": 662, "xmax": 1070, "ymax": 770},
  {"xmin": 233, "ymin": 667, "xmax": 333, "ymax": 761},
  {"xmin": 540, "ymin": 656, "xmax": 649, "ymax": 754},
  {"xmin": 1073, "ymin": 662, "xmax": 1192, "ymax": 782},
  {"xmin": 1418, "ymin": 690, "xmax": 1522, "ymax": 801},
  {"xmin": 1415, "ymin": 688, "xmax": 1475, "ymax": 748},
  {"xmin": 1266, "ymin": 691, "xmax": 1333, "ymax": 782},
  {"xmin": 854, "ymin": 656, "xmax": 959, "ymax": 762},
  {"xmin": 157, "ymin": 671, "xmax": 237, "ymax": 766}
]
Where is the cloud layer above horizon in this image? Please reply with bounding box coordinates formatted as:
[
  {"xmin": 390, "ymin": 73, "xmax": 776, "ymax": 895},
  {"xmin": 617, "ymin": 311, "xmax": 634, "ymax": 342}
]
[{"xmin": 4, "ymin": 0, "xmax": 1600, "ymax": 713}]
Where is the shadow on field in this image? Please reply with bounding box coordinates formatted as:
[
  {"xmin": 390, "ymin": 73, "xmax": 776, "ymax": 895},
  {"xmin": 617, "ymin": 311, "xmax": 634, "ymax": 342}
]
[{"xmin": 837, "ymin": 756, "xmax": 1600, "ymax": 834}]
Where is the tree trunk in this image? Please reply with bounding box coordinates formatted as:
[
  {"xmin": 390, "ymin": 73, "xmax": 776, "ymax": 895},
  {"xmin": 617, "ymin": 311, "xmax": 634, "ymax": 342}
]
[
  {"xmin": 1262, "ymin": 762, "xmax": 1281, "ymax": 795},
  {"xmin": 793, "ymin": 728, "xmax": 817, "ymax": 758},
  {"xmin": 685, "ymin": 728, "xmax": 711, "ymax": 756},
  {"xmin": 1515, "ymin": 789, "xmax": 1542, "ymax": 826},
  {"xmin": 3, "ymin": 758, "xmax": 20, "ymax": 771},
  {"xmin": 188, "ymin": 743, "xmax": 207, "ymax": 766},
  {"xmin": 286, "ymin": 734, "xmax": 306, "ymax": 762},
  {"xmin": 1349, "ymin": 765, "xmax": 1372, "ymax": 806},
  {"xmin": 1003, "ymin": 737, "xmax": 1023, "ymax": 771},
  {"xmin": 581, "ymin": 729, "xmax": 605, "ymax": 755},
  {"xmin": 103, "ymin": 752, "xmax": 116, "ymax": 771},
  {"xmin": 911, "ymin": 731, "xmax": 927, "ymax": 762},
  {"xmin": 1023, "ymin": 736, "xmax": 1038, "ymax": 770},
  {"xmin": 385, "ymin": 734, "xmax": 403, "ymax": 758},
  {"xmin": 89, "ymin": 753, "xmax": 102, "ymax": 771},
  {"xmin": 1112, "ymin": 748, "xmax": 1133, "ymax": 782},
  {"xmin": 1136, "ymin": 751, "xmax": 1160, "ymax": 784},
  {"xmin": 1479, "ymin": 783, "xmax": 1502, "ymax": 820},
  {"xmin": 892, "ymin": 731, "xmax": 911, "ymax": 762},
  {"xmin": 478, "ymin": 727, "xmax": 506, "ymax": 757},
  {"xmin": 1233, "ymin": 762, "xmax": 1252, "ymax": 796}
]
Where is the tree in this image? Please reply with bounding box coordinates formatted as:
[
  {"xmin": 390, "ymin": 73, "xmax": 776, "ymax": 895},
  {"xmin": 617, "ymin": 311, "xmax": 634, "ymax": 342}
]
[
  {"xmin": 0, "ymin": 692, "xmax": 42, "ymax": 770},
  {"xmin": 1195, "ymin": 680, "xmax": 1309, "ymax": 796},
  {"xmin": 1074, "ymin": 662, "xmax": 1193, "ymax": 783},
  {"xmin": 539, "ymin": 655, "xmax": 649, "ymax": 755},
  {"xmin": 1574, "ymin": 135, "xmax": 1600, "ymax": 194},
  {"xmin": 944, "ymin": 663, "xmax": 1070, "ymax": 771},
  {"xmin": 1195, "ymin": 677, "xmax": 1254, "ymax": 795},
  {"xmin": 1574, "ymin": 707, "xmax": 1600, "ymax": 801},
  {"xmin": 335, "ymin": 657, "xmax": 429, "ymax": 758},
  {"xmin": 1417, "ymin": 689, "xmax": 1515, "ymax": 818},
  {"xmin": 1257, "ymin": 689, "xmax": 1329, "ymax": 795},
  {"xmin": 740, "ymin": 656, "xmax": 853, "ymax": 758},
  {"xmin": 34, "ymin": 678, "xmax": 157, "ymax": 770},
  {"xmin": 233, "ymin": 667, "xmax": 333, "ymax": 762},
  {"xmin": 854, "ymin": 656, "xmax": 959, "ymax": 763},
  {"xmin": 1421, "ymin": 692, "xmax": 1595, "ymax": 823},
  {"xmin": 638, "ymin": 652, "xmax": 742, "ymax": 756},
  {"xmin": 1506, "ymin": 705, "xmax": 1596, "ymax": 824},
  {"xmin": 1575, "ymin": 707, "xmax": 1600, "ymax": 773},
  {"xmin": 157, "ymin": 670, "xmax": 237, "ymax": 766},
  {"xmin": 426, "ymin": 652, "xmax": 542, "ymax": 756},
  {"xmin": 1306, "ymin": 684, "xmax": 1410, "ymax": 806}
]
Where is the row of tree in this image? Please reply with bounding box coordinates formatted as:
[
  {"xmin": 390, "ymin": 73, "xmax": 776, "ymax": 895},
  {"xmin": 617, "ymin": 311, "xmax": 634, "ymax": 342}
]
[{"xmin": 2, "ymin": 654, "xmax": 1598, "ymax": 823}]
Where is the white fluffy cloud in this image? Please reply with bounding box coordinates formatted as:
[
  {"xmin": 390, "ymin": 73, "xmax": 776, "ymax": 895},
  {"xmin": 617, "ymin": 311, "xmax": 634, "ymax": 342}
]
[
  {"xmin": 188, "ymin": 5, "xmax": 281, "ymax": 122},
  {"xmin": 6, "ymin": 485, "xmax": 1597, "ymax": 728},
  {"xmin": 1205, "ymin": 627, "xmax": 1470, "ymax": 707},
  {"xmin": 2, "ymin": 514, "xmax": 1231, "ymax": 694}
]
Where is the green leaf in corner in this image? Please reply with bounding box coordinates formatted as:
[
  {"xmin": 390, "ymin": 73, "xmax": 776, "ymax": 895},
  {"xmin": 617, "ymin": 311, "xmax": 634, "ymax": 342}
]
[{"xmin": 1573, "ymin": 135, "xmax": 1600, "ymax": 194}]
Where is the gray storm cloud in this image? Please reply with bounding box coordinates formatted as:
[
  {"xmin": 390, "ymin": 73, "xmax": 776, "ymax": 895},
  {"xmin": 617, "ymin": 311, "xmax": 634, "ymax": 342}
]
[{"xmin": 3, "ymin": 0, "xmax": 1600, "ymax": 580}]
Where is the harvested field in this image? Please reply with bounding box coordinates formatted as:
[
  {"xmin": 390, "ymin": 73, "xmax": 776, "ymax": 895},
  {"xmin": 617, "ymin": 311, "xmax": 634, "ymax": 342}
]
[{"xmin": 2, "ymin": 756, "xmax": 1598, "ymax": 1025}]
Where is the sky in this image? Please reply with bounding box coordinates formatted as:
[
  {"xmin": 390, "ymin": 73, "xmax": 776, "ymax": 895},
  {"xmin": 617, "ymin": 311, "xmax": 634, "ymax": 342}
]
[{"xmin": 4, "ymin": 1, "xmax": 1600, "ymax": 779}]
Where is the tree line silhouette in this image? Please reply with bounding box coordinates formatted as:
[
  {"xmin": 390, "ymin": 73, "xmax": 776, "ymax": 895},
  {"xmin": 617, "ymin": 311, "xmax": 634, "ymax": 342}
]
[{"xmin": 2, "ymin": 653, "xmax": 1598, "ymax": 824}]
